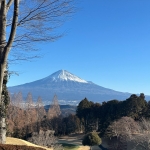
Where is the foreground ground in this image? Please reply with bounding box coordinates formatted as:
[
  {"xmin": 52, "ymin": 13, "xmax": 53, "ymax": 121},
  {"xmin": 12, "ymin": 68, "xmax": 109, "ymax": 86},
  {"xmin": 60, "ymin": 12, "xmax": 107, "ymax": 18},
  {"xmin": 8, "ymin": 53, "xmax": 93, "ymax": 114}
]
[
  {"xmin": 58, "ymin": 134, "xmax": 102, "ymax": 150},
  {"xmin": 6, "ymin": 136, "xmax": 90, "ymax": 150},
  {"xmin": 6, "ymin": 137, "xmax": 52, "ymax": 150}
]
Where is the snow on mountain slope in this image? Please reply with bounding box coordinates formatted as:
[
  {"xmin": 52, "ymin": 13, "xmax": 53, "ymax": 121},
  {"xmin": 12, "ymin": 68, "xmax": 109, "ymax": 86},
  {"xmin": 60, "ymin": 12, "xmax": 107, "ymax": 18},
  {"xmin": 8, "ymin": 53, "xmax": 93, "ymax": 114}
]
[
  {"xmin": 8, "ymin": 70, "xmax": 150, "ymax": 105},
  {"xmin": 42, "ymin": 70, "xmax": 88, "ymax": 83}
]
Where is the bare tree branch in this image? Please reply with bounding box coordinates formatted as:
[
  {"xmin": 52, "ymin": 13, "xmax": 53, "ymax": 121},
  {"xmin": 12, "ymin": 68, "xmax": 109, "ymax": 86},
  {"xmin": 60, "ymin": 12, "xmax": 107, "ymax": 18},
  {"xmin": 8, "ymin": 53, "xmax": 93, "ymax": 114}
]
[
  {"xmin": 6, "ymin": 0, "xmax": 14, "ymax": 12},
  {"xmin": 6, "ymin": 0, "xmax": 18, "ymax": 49},
  {"xmin": 0, "ymin": 0, "xmax": 74, "ymax": 143},
  {"xmin": 106, "ymin": 117, "xmax": 150, "ymax": 150}
]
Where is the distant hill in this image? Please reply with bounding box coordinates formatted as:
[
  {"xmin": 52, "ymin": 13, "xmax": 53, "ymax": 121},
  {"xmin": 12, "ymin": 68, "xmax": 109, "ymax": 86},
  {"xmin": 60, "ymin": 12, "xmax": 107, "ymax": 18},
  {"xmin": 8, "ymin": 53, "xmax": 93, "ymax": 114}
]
[
  {"xmin": 8, "ymin": 70, "xmax": 150, "ymax": 105},
  {"xmin": 45, "ymin": 104, "xmax": 77, "ymax": 111}
]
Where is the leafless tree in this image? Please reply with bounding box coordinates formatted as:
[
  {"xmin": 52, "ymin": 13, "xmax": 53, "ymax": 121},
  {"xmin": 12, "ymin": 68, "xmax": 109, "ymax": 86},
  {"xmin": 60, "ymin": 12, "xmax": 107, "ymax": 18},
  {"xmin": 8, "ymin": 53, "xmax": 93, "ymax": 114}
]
[
  {"xmin": 106, "ymin": 117, "xmax": 140, "ymax": 150},
  {"xmin": 24, "ymin": 92, "xmax": 37, "ymax": 137},
  {"xmin": 10, "ymin": 92, "xmax": 16, "ymax": 106},
  {"xmin": 48, "ymin": 95, "xmax": 61, "ymax": 119},
  {"xmin": 25, "ymin": 92, "xmax": 34, "ymax": 110},
  {"xmin": 0, "ymin": 0, "xmax": 73, "ymax": 143},
  {"xmin": 36, "ymin": 96, "xmax": 46, "ymax": 131},
  {"xmin": 15, "ymin": 91, "xmax": 24, "ymax": 108},
  {"xmin": 36, "ymin": 96, "xmax": 46, "ymax": 121},
  {"xmin": 27, "ymin": 129, "xmax": 63, "ymax": 149},
  {"xmin": 106, "ymin": 117, "xmax": 140, "ymax": 139},
  {"xmin": 106, "ymin": 117, "xmax": 150, "ymax": 150}
]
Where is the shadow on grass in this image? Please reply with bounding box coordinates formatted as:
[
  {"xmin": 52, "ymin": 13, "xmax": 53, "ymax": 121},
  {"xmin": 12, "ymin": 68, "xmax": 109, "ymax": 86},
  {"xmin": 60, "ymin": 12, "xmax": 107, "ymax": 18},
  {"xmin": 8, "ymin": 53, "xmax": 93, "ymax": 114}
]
[{"xmin": 60, "ymin": 143, "xmax": 79, "ymax": 150}]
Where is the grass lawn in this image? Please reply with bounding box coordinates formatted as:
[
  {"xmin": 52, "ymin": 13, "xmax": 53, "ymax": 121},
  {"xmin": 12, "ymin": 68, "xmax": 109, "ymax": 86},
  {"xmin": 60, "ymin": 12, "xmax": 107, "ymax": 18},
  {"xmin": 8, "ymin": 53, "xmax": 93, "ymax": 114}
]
[{"xmin": 60, "ymin": 143, "xmax": 79, "ymax": 150}]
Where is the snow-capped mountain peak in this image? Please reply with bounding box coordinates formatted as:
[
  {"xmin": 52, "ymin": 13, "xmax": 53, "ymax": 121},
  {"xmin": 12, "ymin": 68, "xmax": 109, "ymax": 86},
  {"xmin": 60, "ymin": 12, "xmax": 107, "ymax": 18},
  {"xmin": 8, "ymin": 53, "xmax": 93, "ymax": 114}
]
[
  {"xmin": 9, "ymin": 69, "xmax": 149, "ymax": 105},
  {"xmin": 45, "ymin": 70, "xmax": 88, "ymax": 83}
]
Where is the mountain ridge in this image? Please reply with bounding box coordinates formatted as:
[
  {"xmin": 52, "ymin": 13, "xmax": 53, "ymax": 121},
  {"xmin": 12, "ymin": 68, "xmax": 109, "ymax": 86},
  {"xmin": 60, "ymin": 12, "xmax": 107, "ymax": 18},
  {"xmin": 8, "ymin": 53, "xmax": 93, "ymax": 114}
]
[{"xmin": 8, "ymin": 70, "xmax": 150, "ymax": 105}]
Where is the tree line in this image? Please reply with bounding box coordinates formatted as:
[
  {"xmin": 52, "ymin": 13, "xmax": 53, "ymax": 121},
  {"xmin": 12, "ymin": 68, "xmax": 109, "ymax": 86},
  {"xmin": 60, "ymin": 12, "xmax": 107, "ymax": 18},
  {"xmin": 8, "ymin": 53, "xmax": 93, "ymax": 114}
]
[
  {"xmin": 6, "ymin": 92, "xmax": 150, "ymax": 140},
  {"xmin": 76, "ymin": 94, "xmax": 150, "ymax": 149},
  {"xmin": 5, "ymin": 90, "xmax": 150, "ymax": 149},
  {"xmin": 76, "ymin": 93, "xmax": 149, "ymax": 136},
  {"xmin": 6, "ymin": 92, "xmax": 81, "ymax": 139},
  {"xmin": 7, "ymin": 92, "xmax": 60, "ymax": 138}
]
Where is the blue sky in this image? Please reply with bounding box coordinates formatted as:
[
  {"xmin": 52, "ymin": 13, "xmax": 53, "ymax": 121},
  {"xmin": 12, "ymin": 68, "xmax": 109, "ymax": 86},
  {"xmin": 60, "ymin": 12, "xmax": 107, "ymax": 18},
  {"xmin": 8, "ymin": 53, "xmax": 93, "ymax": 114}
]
[{"xmin": 8, "ymin": 0, "xmax": 150, "ymax": 95}]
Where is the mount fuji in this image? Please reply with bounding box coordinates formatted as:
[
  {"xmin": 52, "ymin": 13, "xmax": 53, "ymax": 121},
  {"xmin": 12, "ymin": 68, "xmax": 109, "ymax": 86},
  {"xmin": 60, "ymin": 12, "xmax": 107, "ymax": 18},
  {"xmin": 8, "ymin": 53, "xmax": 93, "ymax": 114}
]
[{"xmin": 8, "ymin": 70, "xmax": 150, "ymax": 105}]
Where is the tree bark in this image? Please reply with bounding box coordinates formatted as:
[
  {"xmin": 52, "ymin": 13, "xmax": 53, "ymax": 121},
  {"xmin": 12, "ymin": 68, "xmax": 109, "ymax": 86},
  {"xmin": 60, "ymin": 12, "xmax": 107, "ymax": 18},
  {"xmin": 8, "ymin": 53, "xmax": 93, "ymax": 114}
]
[
  {"xmin": 0, "ymin": 0, "xmax": 7, "ymax": 144},
  {"xmin": 0, "ymin": 0, "xmax": 72, "ymax": 143},
  {"xmin": 0, "ymin": 63, "xmax": 6, "ymax": 144},
  {"xmin": 0, "ymin": 0, "xmax": 19, "ymax": 143}
]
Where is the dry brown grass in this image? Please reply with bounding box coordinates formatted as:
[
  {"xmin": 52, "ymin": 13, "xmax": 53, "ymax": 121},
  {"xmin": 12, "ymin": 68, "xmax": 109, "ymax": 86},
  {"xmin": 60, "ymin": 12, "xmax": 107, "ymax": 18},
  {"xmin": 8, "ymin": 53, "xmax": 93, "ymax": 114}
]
[
  {"xmin": 77, "ymin": 146, "xmax": 90, "ymax": 150},
  {"xmin": 6, "ymin": 137, "xmax": 52, "ymax": 150},
  {"xmin": 5, "ymin": 136, "xmax": 89, "ymax": 150},
  {"xmin": 0, "ymin": 144, "xmax": 45, "ymax": 150}
]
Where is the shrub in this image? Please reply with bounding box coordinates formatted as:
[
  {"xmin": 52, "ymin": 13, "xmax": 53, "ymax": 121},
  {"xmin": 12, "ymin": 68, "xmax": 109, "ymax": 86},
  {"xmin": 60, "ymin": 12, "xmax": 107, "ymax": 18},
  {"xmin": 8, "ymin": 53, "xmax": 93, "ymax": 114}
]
[{"xmin": 82, "ymin": 132, "xmax": 101, "ymax": 150}]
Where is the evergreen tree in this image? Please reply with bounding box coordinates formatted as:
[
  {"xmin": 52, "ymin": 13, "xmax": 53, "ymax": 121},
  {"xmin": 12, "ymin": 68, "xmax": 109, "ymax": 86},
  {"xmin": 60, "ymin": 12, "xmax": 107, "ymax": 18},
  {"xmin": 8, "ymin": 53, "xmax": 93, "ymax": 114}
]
[
  {"xmin": 76, "ymin": 98, "xmax": 94, "ymax": 132},
  {"xmin": 98, "ymin": 99, "xmax": 121, "ymax": 136},
  {"xmin": 63, "ymin": 114, "xmax": 80, "ymax": 134},
  {"xmin": 123, "ymin": 94, "xmax": 148, "ymax": 119}
]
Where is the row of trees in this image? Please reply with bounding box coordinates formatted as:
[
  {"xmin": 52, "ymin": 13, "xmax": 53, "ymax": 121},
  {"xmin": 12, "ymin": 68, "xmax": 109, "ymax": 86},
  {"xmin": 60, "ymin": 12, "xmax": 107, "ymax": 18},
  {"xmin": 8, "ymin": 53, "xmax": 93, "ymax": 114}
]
[
  {"xmin": 40, "ymin": 114, "xmax": 81, "ymax": 136},
  {"xmin": 5, "ymin": 91, "xmax": 150, "ymax": 149},
  {"xmin": 6, "ymin": 92, "xmax": 82, "ymax": 139},
  {"xmin": 76, "ymin": 93, "xmax": 149, "ymax": 135},
  {"xmin": 75, "ymin": 94, "xmax": 150, "ymax": 149},
  {"xmin": 8, "ymin": 92, "xmax": 150, "ymax": 139},
  {"xmin": 6, "ymin": 92, "xmax": 62, "ymax": 138}
]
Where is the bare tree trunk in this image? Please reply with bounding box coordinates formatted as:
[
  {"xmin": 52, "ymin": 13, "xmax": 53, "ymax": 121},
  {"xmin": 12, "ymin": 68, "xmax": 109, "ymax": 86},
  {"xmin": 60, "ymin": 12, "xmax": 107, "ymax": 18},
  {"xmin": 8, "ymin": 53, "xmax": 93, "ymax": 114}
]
[
  {"xmin": 0, "ymin": 0, "xmax": 19, "ymax": 143},
  {"xmin": 0, "ymin": 61, "xmax": 7, "ymax": 144},
  {"xmin": 0, "ymin": 117, "xmax": 6, "ymax": 143},
  {"xmin": 0, "ymin": 0, "xmax": 7, "ymax": 144},
  {"xmin": 0, "ymin": 55, "xmax": 7, "ymax": 144},
  {"xmin": 0, "ymin": 0, "xmax": 72, "ymax": 143}
]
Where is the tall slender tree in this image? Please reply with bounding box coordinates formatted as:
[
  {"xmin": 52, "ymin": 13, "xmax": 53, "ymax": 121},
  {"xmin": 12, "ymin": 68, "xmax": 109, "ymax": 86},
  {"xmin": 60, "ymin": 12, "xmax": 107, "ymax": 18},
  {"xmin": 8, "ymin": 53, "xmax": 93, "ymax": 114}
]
[
  {"xmin": 25, "ymin": 92, "xmax": 37, "ymax": 136},
  {"xmin": 36, "ymin": 96, "xmax": 46, "ymax": 131},
  {"xmin": 36, "ymin": 96, "xmax": 46, "ymax": 121},
  {"xmin": 0, "ymin": 0, "xmax": 73, "ymax": 143},
  {"xmin": 76, "ymin": 98, "xmax": 94, "ymax": 132},
  {"xmin": 15, "ymin": 91, "xmax": 23, "ymax": 108},
  {"xmin": 48, "ymin": 95, "xmax": 61, "ymax": 119}
]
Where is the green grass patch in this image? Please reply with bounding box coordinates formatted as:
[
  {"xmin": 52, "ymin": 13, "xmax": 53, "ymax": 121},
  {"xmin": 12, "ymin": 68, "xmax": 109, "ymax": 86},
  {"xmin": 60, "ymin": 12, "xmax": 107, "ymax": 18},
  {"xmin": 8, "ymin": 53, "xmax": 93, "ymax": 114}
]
[{"xmin": 59, "ymin": 143, "xmax": 79, "ymax": 150}]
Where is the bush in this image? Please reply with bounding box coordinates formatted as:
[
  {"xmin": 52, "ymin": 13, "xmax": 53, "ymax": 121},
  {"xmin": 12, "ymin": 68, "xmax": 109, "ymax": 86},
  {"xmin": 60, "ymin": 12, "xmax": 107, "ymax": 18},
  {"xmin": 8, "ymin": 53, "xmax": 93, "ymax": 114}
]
[{"xmin": 82, "ymin": 132, "xmax": 101, "ymax": 150}]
